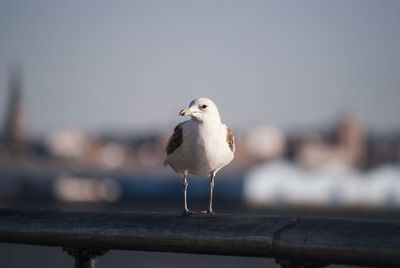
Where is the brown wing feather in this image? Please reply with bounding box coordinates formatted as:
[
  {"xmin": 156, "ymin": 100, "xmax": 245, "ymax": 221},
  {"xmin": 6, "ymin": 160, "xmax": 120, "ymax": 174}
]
[
  {"xmin": 166, "ymin": 123, "xmax": 184, "ymax": 155},
  {"xmin": 226, "ymin": 128, "xmax": 235, "ymax": 153}
]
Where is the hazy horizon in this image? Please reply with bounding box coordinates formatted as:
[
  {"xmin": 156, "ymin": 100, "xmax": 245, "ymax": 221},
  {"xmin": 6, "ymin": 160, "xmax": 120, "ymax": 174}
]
[{"xmin": 1, "ymin": 1, "xmax": 399, "ymax": 136}]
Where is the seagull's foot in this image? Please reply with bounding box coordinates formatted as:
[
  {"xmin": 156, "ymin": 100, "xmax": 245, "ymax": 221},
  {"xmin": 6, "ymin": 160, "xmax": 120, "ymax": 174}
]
[
  {"xmin": 184, "ymin": 210, "xmax": 215, "ymax": 215},
  {"xmin": 197, "ymin": 210, "xmax": 215, "ymax": 214},
  {"xmin": 181, "ymin": 209, "xmax": 192, "ymax": 216},
  {"xmin": 207, "ymin": 209, "xmax": 215, "ymax": 214}
]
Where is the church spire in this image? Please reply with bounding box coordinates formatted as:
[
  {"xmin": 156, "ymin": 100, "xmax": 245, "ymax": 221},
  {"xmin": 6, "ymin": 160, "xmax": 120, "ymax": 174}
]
[{"xmin": 2, "ymin": 66, "xmax": 28, "ymax": 149}]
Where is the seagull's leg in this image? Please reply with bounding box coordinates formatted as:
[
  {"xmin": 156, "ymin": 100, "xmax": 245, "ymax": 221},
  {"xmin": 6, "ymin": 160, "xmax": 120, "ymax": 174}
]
[
  {"xmin": 207, "ymin": 172, "xmax": 216, "ymax": 214},
  {"xmin": 182, "ymin": 173, "xmax": 191, "ymax": 215}
]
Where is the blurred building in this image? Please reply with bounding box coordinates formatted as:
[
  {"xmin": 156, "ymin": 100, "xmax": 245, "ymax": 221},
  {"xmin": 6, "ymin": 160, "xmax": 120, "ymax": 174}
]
[
  {"xmin": 295, "ymin": 114, "xmax": 366, "ymax": 170},
  {"xmin": 1, "ymin": 68, "xmax": 28, "ymax": 155},
  {"xmin": 336, "ymin": 114, "xmax": 366, "ymax": 167},
  {"xmin": 245, "ymin": 126, "xmax": 286, "ymax": 161},
  {"xmin": 0, "ymin": 69, "xmax": 29, "ymax": 163}
]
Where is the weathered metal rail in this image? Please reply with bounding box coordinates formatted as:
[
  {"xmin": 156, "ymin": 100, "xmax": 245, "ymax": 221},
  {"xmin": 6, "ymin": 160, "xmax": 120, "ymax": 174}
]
[{"xmin": 0, "ymin": 209, "xmax": 399, "ymax": 268}]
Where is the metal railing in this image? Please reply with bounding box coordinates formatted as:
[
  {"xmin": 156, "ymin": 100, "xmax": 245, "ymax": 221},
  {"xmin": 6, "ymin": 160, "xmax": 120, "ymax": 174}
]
[{"xmin": 0, "ymin": 209, "xmax": 399, "ymax": 268}]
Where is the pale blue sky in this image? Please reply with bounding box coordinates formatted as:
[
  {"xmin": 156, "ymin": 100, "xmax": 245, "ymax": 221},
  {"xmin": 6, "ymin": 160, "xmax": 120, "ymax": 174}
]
[{"xmin": 0, "ymin": 0, "xmax": 399, "ymax": 135}]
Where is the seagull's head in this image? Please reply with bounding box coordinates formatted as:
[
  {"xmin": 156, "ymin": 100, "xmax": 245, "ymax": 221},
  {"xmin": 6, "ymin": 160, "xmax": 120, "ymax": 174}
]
[{"xmin": 179, "ymin": 98, "xmax": 221, "ymax": 123}]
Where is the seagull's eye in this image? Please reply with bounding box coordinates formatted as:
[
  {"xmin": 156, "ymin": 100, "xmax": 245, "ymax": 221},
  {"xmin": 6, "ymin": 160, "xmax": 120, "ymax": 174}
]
[{"xmin": 201, "ymin": 105, "xmax": 207, "ymax": 109}]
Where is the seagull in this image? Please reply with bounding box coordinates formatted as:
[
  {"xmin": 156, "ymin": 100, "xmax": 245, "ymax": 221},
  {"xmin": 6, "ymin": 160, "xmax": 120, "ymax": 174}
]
[{"xmin": 165, "ymin": 97, "xmax": 235, "ymax": 215}]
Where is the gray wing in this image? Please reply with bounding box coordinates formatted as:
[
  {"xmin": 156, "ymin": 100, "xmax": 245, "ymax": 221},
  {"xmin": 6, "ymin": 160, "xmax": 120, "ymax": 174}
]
[
  {"xmin": 166, "ymin": 123, "xmax": 184, "ymax": 155},
  {"xmin": 226, "ymin": 128, "xmax": 235, "ymax": 153}
]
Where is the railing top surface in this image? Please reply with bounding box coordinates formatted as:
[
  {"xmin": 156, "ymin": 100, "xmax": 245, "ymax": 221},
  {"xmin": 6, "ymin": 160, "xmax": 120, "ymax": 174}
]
[{"xmin": 0, "ymin": 209, "xmax": 399, "ymax": 267}]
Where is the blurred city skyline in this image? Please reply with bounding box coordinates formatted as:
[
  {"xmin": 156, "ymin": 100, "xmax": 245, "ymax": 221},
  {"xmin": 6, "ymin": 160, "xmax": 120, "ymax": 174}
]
[{"xmin": 1, "ymin": 0, "xmax": 400, "ymax": 136}]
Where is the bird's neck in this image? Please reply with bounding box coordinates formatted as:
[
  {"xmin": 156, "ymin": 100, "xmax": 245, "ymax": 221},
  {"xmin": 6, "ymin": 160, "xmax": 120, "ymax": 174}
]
[
  {"xmin": 191, "ymin": 114, "xmax": 221, "ymax": 126},
  {"xmin": 192, "ymin": 119, "xmax": 222, "ymax": 133}
]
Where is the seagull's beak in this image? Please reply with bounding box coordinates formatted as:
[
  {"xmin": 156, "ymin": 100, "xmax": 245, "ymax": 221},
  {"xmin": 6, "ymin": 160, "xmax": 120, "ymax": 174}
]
[{"xmin": 179, "ymin": 108, "xmax": 192, "ymax": 116}]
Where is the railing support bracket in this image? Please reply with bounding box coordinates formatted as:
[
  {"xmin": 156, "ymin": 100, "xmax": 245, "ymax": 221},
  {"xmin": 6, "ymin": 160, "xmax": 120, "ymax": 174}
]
[{"xmin": 63, "ymin": 247, "xmax": 108, "ymax": 268}]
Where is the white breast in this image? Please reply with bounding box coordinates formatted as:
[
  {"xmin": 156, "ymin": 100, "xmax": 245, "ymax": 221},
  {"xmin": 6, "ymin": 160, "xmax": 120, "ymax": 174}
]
[{"xmin": 166, "ymin": 120, "xmax": 234, "ymax": 176}]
